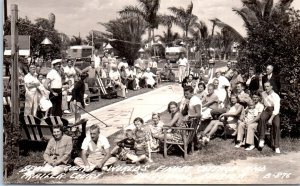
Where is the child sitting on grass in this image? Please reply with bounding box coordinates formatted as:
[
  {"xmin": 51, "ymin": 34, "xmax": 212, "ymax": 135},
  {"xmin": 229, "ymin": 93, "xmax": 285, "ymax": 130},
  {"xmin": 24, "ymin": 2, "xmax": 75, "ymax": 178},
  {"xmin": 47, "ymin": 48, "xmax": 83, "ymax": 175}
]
[
  {"xmin": 132, "ymin": 130, "xmax": 153, "ymax": 164},
  {"xmin": 110, "ymin": 129, "xmax": 136, "ymax": 162}
]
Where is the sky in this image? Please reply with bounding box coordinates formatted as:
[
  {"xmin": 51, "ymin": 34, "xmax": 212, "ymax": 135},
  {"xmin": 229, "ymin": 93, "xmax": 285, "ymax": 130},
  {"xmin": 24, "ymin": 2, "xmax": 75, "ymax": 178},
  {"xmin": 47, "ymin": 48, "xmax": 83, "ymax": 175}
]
[{"xmin": 6, "ymin": 0, "xmax": 300, "ymax": 39}]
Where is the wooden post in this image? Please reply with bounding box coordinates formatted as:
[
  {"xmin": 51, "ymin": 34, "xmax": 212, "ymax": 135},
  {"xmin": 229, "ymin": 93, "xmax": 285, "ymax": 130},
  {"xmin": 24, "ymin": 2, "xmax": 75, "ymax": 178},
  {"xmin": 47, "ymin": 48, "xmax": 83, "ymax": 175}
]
[
  {"xmin": 5, "ymin": 4, "xmax": 19, "ymax": 178},
  {"xmin": 11, "ymin": 4, "xmax": 19, "ymax": 136}
]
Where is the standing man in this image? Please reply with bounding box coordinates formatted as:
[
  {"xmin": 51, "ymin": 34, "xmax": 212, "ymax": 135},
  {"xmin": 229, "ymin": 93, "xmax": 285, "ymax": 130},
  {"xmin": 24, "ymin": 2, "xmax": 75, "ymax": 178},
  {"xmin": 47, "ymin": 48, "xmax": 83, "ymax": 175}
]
[
  {"xmin": 177, "ymin": 53, "xmax": 188, "ymax": 83},
  {"xmin": 44, "ymin": 59, "xmax": 63, "ymax": 117},
  {"xmin": 74, "ymin": 124, "xmax": 118, "ymax": 172},
  {"xmin": 224, "ymin": 61, "xmax": 234, "ymax": 80},
  {"xmin": 258, "ymin": 81, "xmax": 281, "ymax": 154},
  {"xmin": 93, "ymin": 50, "xmax": 101, "ymax": 74},
  {"xmin": 206, "ymin": 59, "xmax": 217, "ymax": 84},
  {"xmin": 24, "ymin": 65, "xmax": 40, "ymax": 116},
  {"xmin": 134, "ymin": 53, "xmax": 145, "ymax": 71},
  {"xmin": 262, "ymin": 65, "xmax": 281, "ymax": 94}
]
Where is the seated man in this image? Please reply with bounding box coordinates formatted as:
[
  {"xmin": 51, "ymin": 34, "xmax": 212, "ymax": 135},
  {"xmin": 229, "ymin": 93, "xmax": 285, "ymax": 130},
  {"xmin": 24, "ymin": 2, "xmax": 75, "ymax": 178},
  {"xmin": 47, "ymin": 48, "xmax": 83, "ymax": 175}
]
[
  {"xmin": 28, "ymin": 125, "xmax": 73, "ymax": 176},
  {"xmin": 74, "ymin": 124, "xmax": 118, "ymax": 172},
  {"xmin": 201, "ymin": 84, "xmax": 219, "ymax": 120},
  {"xmin": 183, "ymin": 86, "xmax": 202, "ymax": 121}
]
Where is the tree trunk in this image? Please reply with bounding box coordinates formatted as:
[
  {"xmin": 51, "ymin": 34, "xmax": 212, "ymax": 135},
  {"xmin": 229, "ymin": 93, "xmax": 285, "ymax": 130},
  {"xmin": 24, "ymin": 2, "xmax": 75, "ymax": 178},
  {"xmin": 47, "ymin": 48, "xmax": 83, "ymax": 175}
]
[{"xmin": 148, "ymin": 28, "xmax": 152, "ymax": 47}]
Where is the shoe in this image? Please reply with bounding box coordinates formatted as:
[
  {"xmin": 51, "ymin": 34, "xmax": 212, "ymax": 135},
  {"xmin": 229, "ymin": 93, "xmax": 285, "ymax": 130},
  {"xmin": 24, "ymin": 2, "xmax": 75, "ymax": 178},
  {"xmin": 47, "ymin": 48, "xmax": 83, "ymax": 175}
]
[
  {"xmin": 101, "ymin": 166, "xmax": 108, "ymax": 172},
  {"xmin": 235, "ymin": 143, "xmax": 242, "ymax": 148},
  {"xmin": 275, "ymin": 148, "xmax": 281, "ymax": 154},
  {"xmin": 259, "ymin": 140, "xmax": 265, "ymax": 148},
  {"xmin": 245, "ymin": 145, "xmax": 255, "ymax": 151},
  {"xmin": 64, "ymin": 110, "xmax": 71, "ymax": 114}
]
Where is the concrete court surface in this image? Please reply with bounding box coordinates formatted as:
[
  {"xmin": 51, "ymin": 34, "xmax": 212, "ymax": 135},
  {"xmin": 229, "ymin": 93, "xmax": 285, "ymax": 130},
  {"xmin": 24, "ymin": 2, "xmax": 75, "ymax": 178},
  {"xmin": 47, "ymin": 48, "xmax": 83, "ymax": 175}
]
[{"xmin": 68, "ymin": 83, "xmax": 184, "ymax": 137}]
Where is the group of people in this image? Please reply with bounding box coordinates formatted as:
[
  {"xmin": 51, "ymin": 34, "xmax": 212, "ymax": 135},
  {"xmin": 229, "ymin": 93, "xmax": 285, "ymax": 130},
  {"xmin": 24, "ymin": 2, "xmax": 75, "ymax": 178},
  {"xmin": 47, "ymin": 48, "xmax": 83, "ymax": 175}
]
[
  {"xmin": 178, "ymin": 60, "xmax": 281, "ymax": 154},
  {"xmin": 23, "ymin": 57, "xmax": 283, "ymax": 179},
  {"xmin": 23, "ymin": 59, "xmax": 88, "ymax": 120},
  {"xmin": 23, "ymin": 52, "xmax": 173, "ymax": 119}
]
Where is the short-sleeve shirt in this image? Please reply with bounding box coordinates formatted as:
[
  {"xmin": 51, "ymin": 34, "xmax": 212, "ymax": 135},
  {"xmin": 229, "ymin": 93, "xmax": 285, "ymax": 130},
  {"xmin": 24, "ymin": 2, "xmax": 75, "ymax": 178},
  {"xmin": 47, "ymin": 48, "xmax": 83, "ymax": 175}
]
[
  {"xmin": 188, "ymin": 95, "xmax": 202, "ymax": 116},
  {"xmin": 24, "ymin": 73, "xmax": 39, "ymax": 92},
  {"xmin": 46, "ymin": 69, "xmax": 62, "ymax": 89},
  {"xmin": 178, "ymin": 58, "xmax": 188, "ymax": 66},
  {"xmin": 81, "ymin": 134, "xmax": 110, "ymax": 155}
]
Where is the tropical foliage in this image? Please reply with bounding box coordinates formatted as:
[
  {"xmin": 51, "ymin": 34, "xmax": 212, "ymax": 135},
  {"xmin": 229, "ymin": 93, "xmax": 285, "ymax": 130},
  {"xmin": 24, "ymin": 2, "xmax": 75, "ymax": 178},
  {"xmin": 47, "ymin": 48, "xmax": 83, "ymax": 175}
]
[
  {"xmin": 235, "ymin": 0, "xmax": 300, "ymax": 138},
  {"xmin": 100, "ymin": 16, "xmax": 147, "ymax": 65},
  {"xmin": 3, "ymin": 15, "xmax": 64, "ymax": 60},
  {"xmin": 168, "ymin": 2, "xmax": 198, "ymax": 38},
  {"xmin": 119, "ymin": 0, "xmax": 161, "ymax": 43}
]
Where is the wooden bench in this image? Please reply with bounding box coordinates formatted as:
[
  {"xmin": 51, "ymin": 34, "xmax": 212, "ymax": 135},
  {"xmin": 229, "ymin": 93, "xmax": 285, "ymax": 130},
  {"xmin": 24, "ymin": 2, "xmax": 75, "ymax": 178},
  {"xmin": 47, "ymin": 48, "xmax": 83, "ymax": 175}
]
[
  {"xmin": 20, "ymin": 115, "xmax": 87, "ymax": 142},
  {"xmin": 19, "ymin": 115, "xmax": 88, "ymax": 158},
  {"xmin": 163, "ymin": 118, "xmax": 199, "ymax": 160}
]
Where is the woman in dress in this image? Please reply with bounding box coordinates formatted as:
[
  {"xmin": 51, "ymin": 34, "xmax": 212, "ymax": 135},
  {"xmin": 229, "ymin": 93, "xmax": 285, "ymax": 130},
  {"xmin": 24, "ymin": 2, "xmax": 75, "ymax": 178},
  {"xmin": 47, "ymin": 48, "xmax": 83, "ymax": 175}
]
[{"xmin": 164, "ymin": 101, "xmax": 187, "ymax": 142}]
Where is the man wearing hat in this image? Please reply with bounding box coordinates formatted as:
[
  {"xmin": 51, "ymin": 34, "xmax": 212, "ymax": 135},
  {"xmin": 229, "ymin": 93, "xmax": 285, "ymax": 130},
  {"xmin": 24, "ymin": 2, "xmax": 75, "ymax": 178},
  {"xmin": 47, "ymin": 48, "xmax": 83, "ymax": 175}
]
[
  {"xmin": 206, "ymin": 59, "xmax": 217, "ymax": 84},
  {"xmin": 24, "ymin": 65, "xmax": 40, "ymax": 116},
  {"xmin": 44, "ymin": 59, "xmax": 63, "ymax": 117}
]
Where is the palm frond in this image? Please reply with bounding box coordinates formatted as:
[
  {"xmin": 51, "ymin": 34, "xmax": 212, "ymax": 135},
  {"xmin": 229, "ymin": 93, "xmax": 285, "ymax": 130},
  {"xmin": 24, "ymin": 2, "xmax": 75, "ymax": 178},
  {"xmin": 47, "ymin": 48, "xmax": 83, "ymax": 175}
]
[
  {"xmin": 261, "ymin": 0, "xmax": 274, "ymax": 18},
  {"xmin": 213, "ymin": 19, "xmax": 246, "ymax": 44},
  {"xmin": 119, "ymin": 5, "xmax": 145, "ymax": 19},
  {"xmin": 186, "ymin": 1, "xmax": 193, "ymax": 15}
]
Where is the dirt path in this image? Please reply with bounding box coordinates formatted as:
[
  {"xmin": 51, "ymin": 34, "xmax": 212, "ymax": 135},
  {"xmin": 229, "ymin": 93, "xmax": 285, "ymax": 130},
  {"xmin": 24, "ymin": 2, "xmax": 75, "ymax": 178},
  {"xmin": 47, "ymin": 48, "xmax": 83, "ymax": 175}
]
[{"xmin": 65, "ymin": 152, "xmax": 300, "ymax": 184}]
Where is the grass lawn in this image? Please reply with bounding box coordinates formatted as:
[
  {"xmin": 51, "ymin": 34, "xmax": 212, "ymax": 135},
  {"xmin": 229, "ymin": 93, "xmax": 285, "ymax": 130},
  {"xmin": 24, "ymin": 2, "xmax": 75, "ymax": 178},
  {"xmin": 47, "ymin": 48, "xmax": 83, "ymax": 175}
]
[{"xmin": 5, "ymin": 108, "xmax": 300, "ymax": 184}]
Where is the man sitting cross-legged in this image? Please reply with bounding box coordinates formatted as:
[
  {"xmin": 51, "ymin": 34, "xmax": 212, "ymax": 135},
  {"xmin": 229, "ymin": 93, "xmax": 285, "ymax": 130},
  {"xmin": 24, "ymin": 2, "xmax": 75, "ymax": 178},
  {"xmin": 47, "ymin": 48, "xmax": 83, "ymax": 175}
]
[
  {"xmin": 74, "ymin": 124, "xmax": 118, "ymax": 172},
  {"xmin": 26, "ymin": 125, "xmax": 73, "ymax": 176}
]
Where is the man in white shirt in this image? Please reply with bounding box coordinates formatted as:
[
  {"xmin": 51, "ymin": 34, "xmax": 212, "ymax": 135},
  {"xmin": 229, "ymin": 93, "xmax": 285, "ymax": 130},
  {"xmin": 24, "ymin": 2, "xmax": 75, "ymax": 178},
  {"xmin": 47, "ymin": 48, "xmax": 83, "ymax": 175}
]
[
  {"xmin": 74, "ymin": 124, "xmax": 118, "ymax": 172},
  {"xmin": 44, "ymin": 59, "xmax": 63, "ymax": 117},
  {"xmin": 177, "ymin": 53, "xmax": 188, "ymax": 83},
  {"xmin": 183, "ymin": 86, "xmax": 202, "ymax": 120},
  {"xmin": 258, "ymin": 81, "xmax": 281, "ymax": 153}
]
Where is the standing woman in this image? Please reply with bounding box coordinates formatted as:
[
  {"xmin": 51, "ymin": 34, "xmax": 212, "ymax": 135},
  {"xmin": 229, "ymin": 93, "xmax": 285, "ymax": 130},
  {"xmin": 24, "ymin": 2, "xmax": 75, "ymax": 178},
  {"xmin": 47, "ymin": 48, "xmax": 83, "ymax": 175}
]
[
  {"xmin": 24, "ymin": 65, "xmax": 40, "ymax": 116},
  {"xmin": 44, "ymin": 59, "xmax": 63, "ymax": 117}
]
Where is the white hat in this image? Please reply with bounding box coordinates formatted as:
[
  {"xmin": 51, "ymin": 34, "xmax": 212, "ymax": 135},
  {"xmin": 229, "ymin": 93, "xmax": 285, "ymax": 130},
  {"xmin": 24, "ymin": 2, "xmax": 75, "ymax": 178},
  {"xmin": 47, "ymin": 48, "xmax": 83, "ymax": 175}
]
[{"xmin": 51, "ymin": 59, "xmax": 62, "ymax": 65}]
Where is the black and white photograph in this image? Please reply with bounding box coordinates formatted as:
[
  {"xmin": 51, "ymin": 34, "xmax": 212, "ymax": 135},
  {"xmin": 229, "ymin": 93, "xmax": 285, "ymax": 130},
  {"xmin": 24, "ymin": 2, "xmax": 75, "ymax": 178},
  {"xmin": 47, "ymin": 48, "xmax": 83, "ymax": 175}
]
[{"xmin": 2, "ymin": 0, "xmax": 300, "ymax": 184}]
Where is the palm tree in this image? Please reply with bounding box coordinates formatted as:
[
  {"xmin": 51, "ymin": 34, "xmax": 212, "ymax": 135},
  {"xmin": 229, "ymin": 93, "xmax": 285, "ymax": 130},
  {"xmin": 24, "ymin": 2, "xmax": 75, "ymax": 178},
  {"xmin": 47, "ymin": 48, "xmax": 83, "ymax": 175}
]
[
  {"xmin": 168, "ymin": 2, "xmax": 198, "ymax": 38},
  {"xmin": 155, "ymin": 27, "xmax": 180, "ymax": 47},
  {"xmin": 119, "ymin": 0, "xmax": 160, "ymax": 44},
  {"xmin": 233, "ymin": 0, "xmax": 294, "ymax": 33},
  {"xmin": 100, "ymin": 16, "xmax": 147, "ymax": 63}
]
